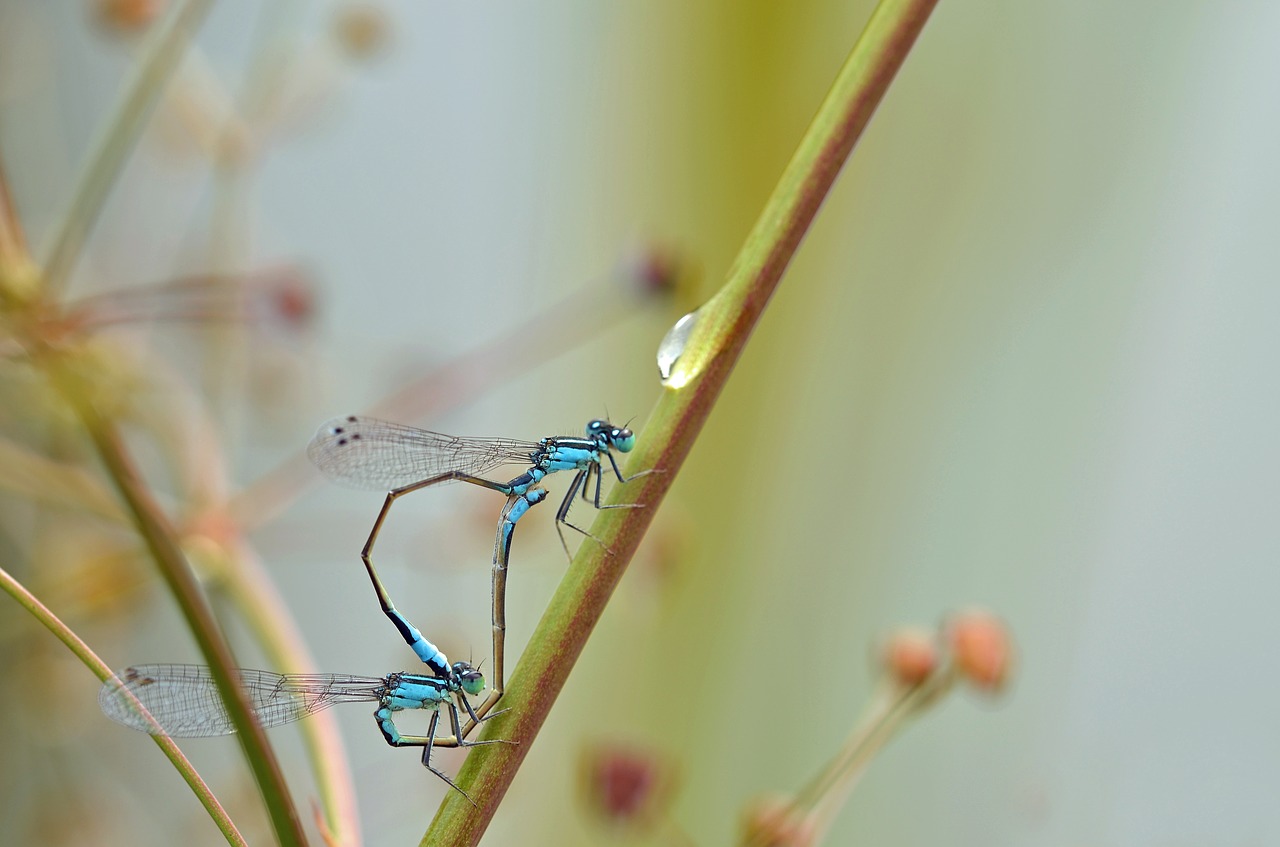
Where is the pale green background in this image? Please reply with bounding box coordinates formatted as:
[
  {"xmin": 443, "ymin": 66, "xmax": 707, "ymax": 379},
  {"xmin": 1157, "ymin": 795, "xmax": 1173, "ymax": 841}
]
[{"xmin": 1, "ymin": 1, "xmax": 1276, "ymax": 845}]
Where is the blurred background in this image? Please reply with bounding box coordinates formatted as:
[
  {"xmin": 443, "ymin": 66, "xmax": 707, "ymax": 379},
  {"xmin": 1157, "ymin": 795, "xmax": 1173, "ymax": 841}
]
[{"xmin": 1, "ymin": 1, "xmax": 1278, "ymax": 845}]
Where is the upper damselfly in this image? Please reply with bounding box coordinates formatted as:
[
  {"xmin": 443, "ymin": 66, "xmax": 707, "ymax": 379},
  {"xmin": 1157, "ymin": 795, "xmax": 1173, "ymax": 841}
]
[{"xmin": 306, "ymin": 415, "xmax": 645, "ymax": 559}]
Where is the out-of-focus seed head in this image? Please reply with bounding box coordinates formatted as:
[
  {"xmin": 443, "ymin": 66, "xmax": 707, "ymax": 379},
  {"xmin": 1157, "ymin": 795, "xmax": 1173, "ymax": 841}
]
[
  {"xmin": 878, "ymin": 627, "xmax": 939, "ymax": 686},
  {"xmin": 579, "ymin": 742, "xmax": 674, "ymax": 830},
  {"xmin": 251, "ymin": 265, "xmax": 317, "ymax": 331},
  {"xmin": 946, "ymin": 609, "xmax": 1013, "ymax": 693},
  {"xmin": 621, "ymin": 241, "xmax": 684, "ymax": 298},
  {"xmin": 94, "ymin": 0, "xmax": 166, "ymax": 33},
  {"xmin": 333, "ymin": 3, "xmax": 391, "ymax": 61},
  {"xmin": 740, "ymin": 794, "xmax": 816, "ymax": 847}
]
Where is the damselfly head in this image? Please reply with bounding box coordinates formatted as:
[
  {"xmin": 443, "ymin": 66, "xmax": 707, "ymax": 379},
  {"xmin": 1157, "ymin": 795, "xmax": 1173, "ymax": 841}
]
[
  {"xmin": 452, "ymin": 661, "xmax": 486, "ymax": 697},
  {"xmin": 587, "ymin": 419, "xmax": 636, "ymax": 453}
]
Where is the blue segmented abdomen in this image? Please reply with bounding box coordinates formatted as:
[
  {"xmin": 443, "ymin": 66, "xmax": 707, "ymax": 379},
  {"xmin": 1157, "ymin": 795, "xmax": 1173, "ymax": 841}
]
[
  {"xmin": 504, "ymin": 489, "xmax": 548, "ymax": 531},
  {"xmin": 385, "ymin": 611, "xmax": 452, "ymax": 678}
]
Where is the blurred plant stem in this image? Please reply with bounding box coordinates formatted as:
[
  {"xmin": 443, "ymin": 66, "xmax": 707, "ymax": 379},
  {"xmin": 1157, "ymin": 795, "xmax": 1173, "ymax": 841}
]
[
  {"xmin": 770, "ymin": 673, "xmax": 956, "ymax": 847},
  {"xmin": 118, "ymin": 346, "xmax": 361, "ymax": 846},
  {"xmin": 741, "ymin": 612, "xmax": 1013, "ymax": 845},
  {"xmin": 0, "ymin": 165, "xmax": 27, "ymax": 271},
  {"xmin": 201, "ymin": 1, "xmax": 305, "ymax": 414},
  {"xmin": 150, "ymin": 4, "xmax": 366, "ymax": 835},
  {"xmin": 40, "ymin": 0, "xmax": 216, "ymax": 299},
  {"xmin": 0, "ymin": 563, "xmax": 248, "ymax": 847},
  {"xmin": 6, "ymin": 1, "xmax": 362, "ymax": 838},
  {"xmin": 1, "ymin": 128, "xmax": 309, "ymax": 842},
  {"xmin": 195, "ymin": 532, "xmax": 360, "ymax": 847},
  {"xmin": 423, "ymin": 0, "xmax": 942, "ymax": 843},
  {"xmin": 47, "ymin": 362, "xmax": 309, "ymax": 847}
]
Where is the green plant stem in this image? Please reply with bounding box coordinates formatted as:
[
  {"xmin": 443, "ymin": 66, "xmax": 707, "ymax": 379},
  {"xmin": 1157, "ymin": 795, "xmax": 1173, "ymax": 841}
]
[
  {"xmin": 806, "ymin": 672, "xmax": 957, "ymax": 843},
  {"xmin": 0, "ymin": 13, "xmax": 311, "ymax": 842},
  {"xmin": 423, "ymin": 0, "xmax": 941, "ymax": 843},
  {"xmin": 0, "ymin": 160, "xmax": 27, "ymax": 271},
  {"xmin": 50, "ymin": 371, "xmax": 309, "ymax": 847},
  {"xmin": 1, "ymin": 102, "xmax": 306, "ymax": 847},
  {"xmin": 734, "ymin": 676, "xmax": 948, "ymax": 847},
  {"xmin": 0, "ymin": 433, "xmax": 129, "ymax": 522},
  {"xmin": 0, "ymin": 563, "xmax": 248, "ymax": 847},
  {"xmin": 41, "ymin": 0, "xmax": 215, "ymax": 298},
  {"xmin": 210, "ymin": 539, "xmax": 361, "ymax": 847}
]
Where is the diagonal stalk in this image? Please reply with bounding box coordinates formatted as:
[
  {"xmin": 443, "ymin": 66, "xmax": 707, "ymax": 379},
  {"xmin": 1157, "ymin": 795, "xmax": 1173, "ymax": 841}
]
[
  {"xmin": 1, "ymin": 99, "xmax": 308, "ymax": 846},
  {"xmin": 423, "ymin": 0, "xmax": 942, "ymax": 842},
  {"xmin": 48, "ymin": 368, "xmax": 310, "ymax": 847},
  {"xmin": 210, "ymin": 538, "xmax": 360, "ymax": 847},
  {"xmin": 0, "ymin": 563, "xmax": 248, "ymax": 847}
]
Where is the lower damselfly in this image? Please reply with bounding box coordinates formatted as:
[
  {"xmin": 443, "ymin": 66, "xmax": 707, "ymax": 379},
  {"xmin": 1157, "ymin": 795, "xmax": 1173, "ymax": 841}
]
[{"xmin": 99, "ymin": 663, "xmax": 499, "ymax": 800}]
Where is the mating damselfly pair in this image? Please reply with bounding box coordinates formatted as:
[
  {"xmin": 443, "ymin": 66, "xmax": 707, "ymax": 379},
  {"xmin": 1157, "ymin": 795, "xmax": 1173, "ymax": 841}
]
[{"xmin": 100, "ymin": 415, "xmax": 647, "ymax": 800}]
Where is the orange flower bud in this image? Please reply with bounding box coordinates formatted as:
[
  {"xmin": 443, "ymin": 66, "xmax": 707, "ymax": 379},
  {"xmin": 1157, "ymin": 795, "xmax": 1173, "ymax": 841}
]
[
  {"xmin": 946, "ymin": 609, "xmax": 1013, "ymax": 692},
  {"xmin": 878, "ymin": 627, "xmax": 939, "ymax": 686},
  {"xmin": 333, "ymin": 4, "xmax": 391, "ymax": 61},
  {"xmin": 95, "ymin": 0, "xmax": 166, "ymax": 32}
]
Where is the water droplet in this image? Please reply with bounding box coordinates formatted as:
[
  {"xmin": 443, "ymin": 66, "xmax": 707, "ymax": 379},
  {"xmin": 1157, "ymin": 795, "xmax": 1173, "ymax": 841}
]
[{"xmin": 657, "ymin": 308, "xmax": 700, "ymax": 384}]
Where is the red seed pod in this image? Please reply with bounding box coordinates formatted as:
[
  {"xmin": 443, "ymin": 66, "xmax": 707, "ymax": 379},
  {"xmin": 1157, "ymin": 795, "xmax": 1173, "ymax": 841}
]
[{"xmin": 579, "ymin": 742, "xmax": 675, "ymax": 830}]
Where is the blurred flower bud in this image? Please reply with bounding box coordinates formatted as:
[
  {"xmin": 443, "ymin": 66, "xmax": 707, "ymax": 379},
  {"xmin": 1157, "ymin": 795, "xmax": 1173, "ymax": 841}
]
[
  {"xmin": 580, "ymin": 742, "xmax": 674, "ymax": 829},
  {"xmin": 946, "ymin": 609, "xmax": 1013, "ymax": 692},
  {"xmin": 741, "ymin": 794, "xmax": 816, "ymax": 847},
  {"xmin": 250, "ymin": 264, "xmax": 317, "ymax": 331},
  {"xmin": 0, "ymin": 255, "xmax": 41, "ymax": 307},
  {"xmin": 878, "ymin": 627, "xmax": 939, "ymax": 686},
  {"xmin": 619, "ymin": 241, "xmax": 683, "ymax": 298},
  {"xmin": 94, "ymin": 0, "xmax": 166, "ymax": 32},
  {"xmin": 333, "ymin": 3, "xmax": 391, "ymax": 61}
]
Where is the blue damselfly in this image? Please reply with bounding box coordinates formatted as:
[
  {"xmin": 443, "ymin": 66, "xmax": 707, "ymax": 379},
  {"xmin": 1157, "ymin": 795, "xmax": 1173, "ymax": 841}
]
[
  {"xmin": 307, "ymin": 415, "xmax": 645, "ymax": 559},
  {"xmin": 99, "ymin": 662, "xmax": 497, "ymax": 800},
  {"xmin": 307, "ymin": 416, "xmax": 647, "ymax": 728}
]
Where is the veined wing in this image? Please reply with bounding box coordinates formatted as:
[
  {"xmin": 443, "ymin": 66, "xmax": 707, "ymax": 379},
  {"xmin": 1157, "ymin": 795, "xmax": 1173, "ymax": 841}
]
[
  {"xmin": 307, "ymin": 416, "xmax": 541, "ymax": 490},
  {"xmin": 99, "ymin": 665, "xmax": 385, "ymax": 738}
]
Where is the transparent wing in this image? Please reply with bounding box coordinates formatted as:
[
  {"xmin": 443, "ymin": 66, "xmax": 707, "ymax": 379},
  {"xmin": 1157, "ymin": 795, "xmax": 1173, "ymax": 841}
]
[
  {"xmin": 99, "ymin": 665, "xmax": 386, "ymax": 738},
  {"xmin": 306, "ymin": 415, "xmax": 541, "ymax": 490}
]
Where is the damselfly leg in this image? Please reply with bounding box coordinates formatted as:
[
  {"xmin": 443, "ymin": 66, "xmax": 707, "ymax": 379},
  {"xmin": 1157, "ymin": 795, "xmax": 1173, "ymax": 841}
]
[
  {"xmin": 553, "ymin": 458, "xmax": 655, "ymax": 559},
  {"xmin": 376, "ymin": 691, "xmax": 504, "ymax": 805}
]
